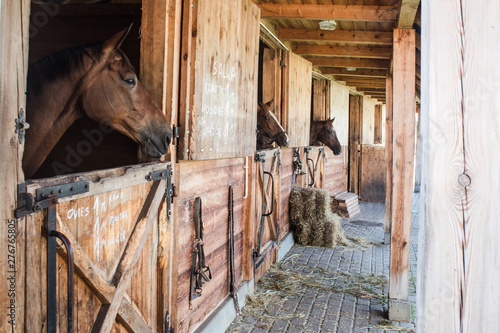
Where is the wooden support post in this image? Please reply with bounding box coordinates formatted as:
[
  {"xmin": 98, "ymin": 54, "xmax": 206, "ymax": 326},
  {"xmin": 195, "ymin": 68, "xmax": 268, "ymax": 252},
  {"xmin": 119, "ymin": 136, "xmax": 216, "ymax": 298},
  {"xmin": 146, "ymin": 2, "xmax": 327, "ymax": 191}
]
[
  {"xmin": 414, "ymin": 104, "xmax": 422, "ymax": 191},
  {"xmin": 348, "ymin": 95, "xmax": 362, "ymax": 194},
  {"xmin": 418, "ymin": 1, "xmax": 500, "ymax": 331},
  {"xmin": 388, "ymin": 29, "xmax": 415, "ymax": 322},
  {"xmin": 384, "ymin": 75, "xmax": 393, "ymax": 238},
  {"xmin": 0, "ymin": 1, "xmax": 30, "ymax": 332}
]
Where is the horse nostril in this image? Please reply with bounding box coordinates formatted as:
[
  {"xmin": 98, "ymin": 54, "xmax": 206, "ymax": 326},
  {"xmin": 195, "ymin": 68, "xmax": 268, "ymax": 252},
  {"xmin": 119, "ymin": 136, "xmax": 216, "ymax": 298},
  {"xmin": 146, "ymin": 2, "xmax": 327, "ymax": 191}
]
[{"xmin": 165, "ymin": 133, "xmax": 172, "ymax": 147}]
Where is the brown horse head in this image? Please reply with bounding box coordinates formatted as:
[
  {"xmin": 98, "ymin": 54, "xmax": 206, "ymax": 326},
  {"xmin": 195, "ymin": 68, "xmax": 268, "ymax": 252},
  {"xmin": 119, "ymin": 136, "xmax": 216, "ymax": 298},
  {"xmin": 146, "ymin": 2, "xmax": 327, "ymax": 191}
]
[
  {"xmin": 310, "ymin": 118, "xmax": 342, "ymax": 155},
  {"xmin": 257, "ymin": 101, "xmax": 289, "ymax": 149},
  {"xmin": 24, "ymin": 27, "xmax": 172, "ymax": 178}
]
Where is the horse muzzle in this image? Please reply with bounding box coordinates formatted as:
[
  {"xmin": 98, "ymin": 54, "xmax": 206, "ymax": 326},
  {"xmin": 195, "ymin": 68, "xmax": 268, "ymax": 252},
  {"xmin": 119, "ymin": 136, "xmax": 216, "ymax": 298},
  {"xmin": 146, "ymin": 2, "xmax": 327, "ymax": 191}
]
[
  {"xmin": 333, "ymin": 146, "xmax": 342, "ymax": 156},
  {"xmin": 141, "ymin": 131, "xmax": 172, "ymax": 158},
  {"xmin": 277, "ymin": 133, "xmax": 289, "ymax": 147}
]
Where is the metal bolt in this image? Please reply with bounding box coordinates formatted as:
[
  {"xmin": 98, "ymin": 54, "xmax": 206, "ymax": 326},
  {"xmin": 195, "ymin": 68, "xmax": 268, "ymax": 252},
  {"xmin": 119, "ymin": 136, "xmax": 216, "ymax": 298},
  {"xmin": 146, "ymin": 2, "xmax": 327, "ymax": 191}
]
[
  {"xmin": 40, "ymin": 193, "xmax": 46, "ymax": 198},
  {"xmin": 33, "ymin": 204, "xmax": 42, "ymax": 212},
  {"xmin": 59, "ymin": 189, "xmax": 63, "ymax": 194},
  {"xmin": 168, "ymin": 210, "xmax": 172, "ymax": 216},
  {"xmin": 161, "ymin": 172, "xmax": 165, "ymax": 177},
  {"xmin": 70, "ymin": 187, "xmax": 75, "ymax": 191},
  {"xmin": 186, "ymin": 149, "xmax": 189, "ymax": 152},
  {"xmin": 187, "ymin": 130, "xmax": 190, "ymax": 134},
  {"xmin": 200, "ymin": 148, "xmax": 204, "ymax": 153}
]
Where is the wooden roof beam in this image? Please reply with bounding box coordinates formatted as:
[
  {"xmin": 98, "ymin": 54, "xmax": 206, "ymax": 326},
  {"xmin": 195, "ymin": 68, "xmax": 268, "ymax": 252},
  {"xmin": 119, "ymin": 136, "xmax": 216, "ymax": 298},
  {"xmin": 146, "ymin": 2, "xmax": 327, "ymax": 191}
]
[
  {"xmin": 279, "ymin": 29, "xmax": 393, "ymax": 45},
  {"xmin": 293, "ymin": 45, "xmax": 391, "ymax": 59},
  {"xmin": 320, "ymin": 67, "xmax": 388, "ymax": 77},
  {"xmin": 305, "ymin": 56, "xmax": 390, "ymax": 69},
  {"xmin": 258, "ymin": 4, "xmax": 398, "ymax": 22},
  {"xmin": 397, "ymin": 0, "xmax": 421, "ymax": 28}
]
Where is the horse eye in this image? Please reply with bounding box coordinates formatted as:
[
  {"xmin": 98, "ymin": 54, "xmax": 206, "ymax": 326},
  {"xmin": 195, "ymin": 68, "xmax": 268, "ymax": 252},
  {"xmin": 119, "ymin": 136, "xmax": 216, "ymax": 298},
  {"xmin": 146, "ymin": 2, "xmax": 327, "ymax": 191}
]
[
  {"xmin": 124, "ymin": 77, "xmax": 136, "ymax": 87},
  {"xmin": 265, "ymin": 116, "xmax": 270, "ymax": 120}
]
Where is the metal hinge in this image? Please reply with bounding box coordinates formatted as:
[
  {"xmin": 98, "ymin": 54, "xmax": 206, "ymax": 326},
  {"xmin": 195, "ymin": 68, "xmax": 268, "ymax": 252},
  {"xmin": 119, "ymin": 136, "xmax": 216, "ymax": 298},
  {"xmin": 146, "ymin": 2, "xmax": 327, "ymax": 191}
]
[
  {"xmin": 172, "ymin": 125, "xmax": 180, "ymax": 146},
  {"xmin": 165, "ymin": 311, "xmax": 174, "ymax": 333},
  {"xmin": 15, "ymin": 180, "xmax": 89, "ymax": 219},
  {"xmin": 254, "ymin": 152, "xmax": 266, "ymax": 162},
  {"xmin": 15, "ymin": 108, "xmax": 30, "ymax": 144}
]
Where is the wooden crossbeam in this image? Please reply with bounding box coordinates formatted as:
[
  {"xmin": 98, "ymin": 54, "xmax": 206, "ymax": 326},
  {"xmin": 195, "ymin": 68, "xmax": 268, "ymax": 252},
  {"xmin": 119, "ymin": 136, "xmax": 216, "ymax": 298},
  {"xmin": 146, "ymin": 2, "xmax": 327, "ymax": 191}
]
[
  {"xmin": 305, "ymin": 56, "xmax": 390, "ymax": 69},
  {"xmin": 347, "ymin": 82, "xmax": 387, "ymax": 88},
  {"xmin": 92, "ymin": 180, "xmax": 166, "ymax": 333},
  {"xmin": 293, "ymin": 45, "xmax": 391, "ymax": 59},
  {"xmin": 335, "ymin": 76, "xmax": 387, "ymax": 83},
  {"xmin": 55, "ymin": 216, "xmax": 153, "ymax": 333},
  {"xmin": 258, "ymin": 4, "xmax": 398, "ymax": 22},
  {"xmin": 321, "ymin": 67, "xmax": 388, "ymax": 77},
  {"xmin": 279, "ymin": 29, "xmax": 393, "ymax": 45},
  {"xmin": 397, "ymin": 0, "xmax": 421, "ymax": 28}
]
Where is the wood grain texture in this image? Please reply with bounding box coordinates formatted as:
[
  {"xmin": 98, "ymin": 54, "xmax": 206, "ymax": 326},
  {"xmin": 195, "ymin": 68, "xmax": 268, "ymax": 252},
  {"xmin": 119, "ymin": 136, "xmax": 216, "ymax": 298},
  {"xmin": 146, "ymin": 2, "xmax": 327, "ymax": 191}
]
[
  {"xmin": 362, "ymin": 96, "xmax": 376, "ymax": 144},
  {"xmin": 282, "ymin": 51, "xmax": 312, "ymax": 147},
  {"xmin": 348, "ymin": 95, "xmax": 362, "ymax": 195},
  {"xmin": 374, "ymin": 105, "xmax": 383, "ymax": 144},
  {"xmin": 258, "ymin": 4, "xmax": 398, "ymax": 21},
  {"xmin": 329, "ymin": 81, "xmax": 350, "ymax": 146},
  {"xmin": 384, "ymin": 75, "xmax": 393, "ymax": 233},
  {"xmin": 389, "ymin": 29, "xmax": 415, "ymax": 301},
  {"xmin": 0, "ymin": 1, "xmax": 29, "ymax": 332},
  {"xmin": 278, "ymin": 29, "xmax": 393, "ymax": 45},
  {"xmin": 419, "ymin": 1, "xmax": 500, "ymax": 332},
  {"xmin": 360, "ymin": 145, "xmax": 386, "ymax": 202},
  {"xmin": 178, "ymin": 0, "xmax": 260, "ymax": 160}
]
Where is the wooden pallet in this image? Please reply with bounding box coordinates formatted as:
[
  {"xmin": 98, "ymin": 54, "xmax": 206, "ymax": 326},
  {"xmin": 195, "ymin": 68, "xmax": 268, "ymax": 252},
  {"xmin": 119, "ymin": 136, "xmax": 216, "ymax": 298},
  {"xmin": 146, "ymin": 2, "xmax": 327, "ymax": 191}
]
[{"xmin": 331, "ymin": 190, "xmax": 361, "ymax": 218}]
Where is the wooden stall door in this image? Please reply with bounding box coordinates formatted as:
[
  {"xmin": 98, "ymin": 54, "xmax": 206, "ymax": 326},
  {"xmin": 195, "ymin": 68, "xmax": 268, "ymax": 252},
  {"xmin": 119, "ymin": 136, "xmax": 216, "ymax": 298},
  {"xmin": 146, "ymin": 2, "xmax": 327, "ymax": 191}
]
[
  {"xmin": 261, "ymin": 47, "xmax": 282, "ymax": 121},
  {"xmin": 24, "ymin": 164, "xmax": 172, "ymax": 333},
  {"xmin": 304, "ymin": 147, "xmax": 326, "ymax": 189},
  {"xmin": 253, "ymin": 149, "xmax": 281, "ymax": 281},
  {"xmin": 348, "ymin": 95, "xmax": 363, "ymax": 194}
]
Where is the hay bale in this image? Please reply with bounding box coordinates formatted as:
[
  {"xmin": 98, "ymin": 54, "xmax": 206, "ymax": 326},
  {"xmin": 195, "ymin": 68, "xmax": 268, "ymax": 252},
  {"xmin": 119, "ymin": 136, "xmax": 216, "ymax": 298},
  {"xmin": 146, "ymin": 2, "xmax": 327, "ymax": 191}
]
[{"xmin": 289, "ymin": 186, "xmax": 349, "ymax": 248}]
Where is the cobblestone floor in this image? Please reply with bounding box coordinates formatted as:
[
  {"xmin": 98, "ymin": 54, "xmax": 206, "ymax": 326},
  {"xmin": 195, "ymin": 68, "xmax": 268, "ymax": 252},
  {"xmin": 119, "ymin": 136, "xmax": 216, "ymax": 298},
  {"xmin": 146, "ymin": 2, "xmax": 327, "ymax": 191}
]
[{"xmin": 227, "ymin": 194, "xmax": 420, "ymax": 333}]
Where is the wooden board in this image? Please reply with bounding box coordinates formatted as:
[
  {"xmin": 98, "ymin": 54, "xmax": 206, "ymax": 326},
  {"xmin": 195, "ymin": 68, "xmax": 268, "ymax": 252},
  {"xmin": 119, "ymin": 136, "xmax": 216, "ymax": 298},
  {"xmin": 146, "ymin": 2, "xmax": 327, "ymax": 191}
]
[
  {"xmin": 374, "ymin": 105, "xmax": 383, "ymax": 144},
  {"xmin": 261, "ymin": 47, "xmax": 282, "ymax": 122},
  {"xmin": 175, "ymin": 157, "xmax": 249, "ymax": 332},
  {"xmin": 282, "ymin": 51, "xmax": 312, "ymax": 147},
  {"xmin": 312, "ymin": 79, "xmax": 328, "ymax": 121},
  {"xmin": 178, "ymin": 0, "xmax": 260, "ymax": 160},
  {"xmin": 348, "ymin": 95, "xmax": 362, "ymax": 195},
  {"xmin": 0, "ymin": 1, "xmax": 30, "ymax": 332},
  {"xmin": 24, "ymin": 162, "xmax": 171, "ymax": 333},
  {"xmin": 323, "ymin": 148, "xmax": 348, "ymax": 194},
  {"xmin": 279, "ymin": 148, "xmax": 294, "ymax": 240},
  {"xmin": 362, "ymin": 95, "xmax": 376, "ymax": 144},
  {"xmin": 360, "ymin": 144, "xmax": 386, "ymax": 202},
  {"xmin": 389, "ymin": 29, "xmax": 415, "ymax": 302},
  {"xmin": 329, "ymin": 81, "xmax": 350, "ymax": 146},
  {"xmin": 384, "ymin": 75, "xmax": 393, "ymax": 234},
  {"xmin": 419, "ymin": 1, "xmax": 500, "ymax": 331}
]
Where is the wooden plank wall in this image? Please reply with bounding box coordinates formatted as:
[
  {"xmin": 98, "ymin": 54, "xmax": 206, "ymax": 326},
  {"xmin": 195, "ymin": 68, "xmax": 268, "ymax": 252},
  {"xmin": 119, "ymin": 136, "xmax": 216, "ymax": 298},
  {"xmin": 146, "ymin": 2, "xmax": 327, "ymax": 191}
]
[
  {"xmin": 178, "ymin": 0, "xmax": 260, "ymax": 160},
  {"xmin": 374, "ymin": 105, "xmax": 383, "ymax": 144},
  {"xmin": 348, "ymin": 95, "xmax": 362, "ymax": 194},
  {"xmin": 261, "ymin": 48, "xmax": 282, "ymax": 121},
  {"xmin": 282, "ymin": 51, "xmax": 312, "ymax": 147},
  {"xmin": 175, "ymin": 158, "xmax": 248, "ymax": 333},
  {"xmin": 418, "ymin": 1, "xmax": 500, "ymax": 331},
  {"xmin": 0, "ymin": 1, "xmax": 30, "ymax": 332},
  {"xmin": 360, "ymin": 145, "xmax": 386, "ymax": 202},
  {"xmin": 323, "ymin": 149, "xmax": 348, "ymax": 194},
  {"xmin": 312, "ymin": 78, "xmax": 329, "ymax": 121}
]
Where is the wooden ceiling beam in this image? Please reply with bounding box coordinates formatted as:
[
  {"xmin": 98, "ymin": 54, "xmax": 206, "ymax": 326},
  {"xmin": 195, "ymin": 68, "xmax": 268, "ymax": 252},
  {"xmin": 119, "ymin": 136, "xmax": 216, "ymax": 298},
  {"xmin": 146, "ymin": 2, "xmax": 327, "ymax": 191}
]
[
  {"xmin": 305, "ymin": 56, "xmax": 390, "ymax": 69},
  {"xmin": 293, "ymin": 45, "xmax": 391, "ymax": 59},
  {"xmin": 320, "ymin": 67, "xmax": 388, "ymax": 77},
  {"xmin": 397, "ymin": 0, "xmax": 421, "ymax": 28},
  {"xmin": 279, "ymin": 29, "xmax": 393, "ymax": 45},
  {"xmin": 335, "ymin": 76, "xmax": 387, "ymax": 82},
  {"xmin": 345, "ymin": 82, "xmax": 387, "ymax": 88},
  {"xmin": 258, "ymin": 4, "xmax": 398, "ymax": 22}
]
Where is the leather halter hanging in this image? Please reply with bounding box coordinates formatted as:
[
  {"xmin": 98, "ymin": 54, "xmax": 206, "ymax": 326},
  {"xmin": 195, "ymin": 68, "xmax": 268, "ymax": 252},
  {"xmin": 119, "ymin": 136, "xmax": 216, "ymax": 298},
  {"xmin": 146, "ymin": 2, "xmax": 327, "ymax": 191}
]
[{"xmin": 189, "ymin": 197, "xmax": 212, "ymax": 308}]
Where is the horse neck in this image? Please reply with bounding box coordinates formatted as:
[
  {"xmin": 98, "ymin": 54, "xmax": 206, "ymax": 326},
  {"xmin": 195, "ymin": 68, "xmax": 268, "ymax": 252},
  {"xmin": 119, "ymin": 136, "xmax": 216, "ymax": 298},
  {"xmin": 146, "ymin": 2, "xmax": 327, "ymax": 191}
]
[
  {"xmin": 23, "ymin": 64, "xmax": 89, "ymax": 178},
  {"xmin": 310, "ymin": 122, "xmax": 322, "ymax": 143}
]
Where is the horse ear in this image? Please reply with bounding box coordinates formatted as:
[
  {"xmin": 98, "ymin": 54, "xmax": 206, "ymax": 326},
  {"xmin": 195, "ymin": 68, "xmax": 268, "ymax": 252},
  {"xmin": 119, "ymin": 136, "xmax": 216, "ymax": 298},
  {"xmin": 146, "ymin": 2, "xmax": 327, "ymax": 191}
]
[
  {"xmin": 329, "ymin": 117, "xmax": 336, "ymax": 123},
  {"xmin": 102, "ymin": 24, "xmax": 133, "ymax": 58},
  {"xmin": 265, "ymin": 100, "xmax": 273, "ymax": 108}
]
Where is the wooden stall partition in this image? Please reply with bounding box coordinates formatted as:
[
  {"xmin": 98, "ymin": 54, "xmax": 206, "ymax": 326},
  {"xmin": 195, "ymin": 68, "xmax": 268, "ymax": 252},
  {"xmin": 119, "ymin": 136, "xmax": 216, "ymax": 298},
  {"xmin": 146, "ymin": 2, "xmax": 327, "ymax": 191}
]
[
  {"xmin": 323, "ymin": 148, "xmax": 348, "ymax": 194},
  {"xmin": 23, "ymin": 163, "xmax": 172, "ymax": 333},
  {"xmin": 281, "ymin": 51, "xmax": 312, "ymax": 147},
  {"xmin": 419, "ymin": 1, "xmax": 500, "ymax": 331},
  {"xmin": 261, "ymin": 47, "xmax": 283, "ymax": 121},
  {"xmin": 0, "ymin": 1, "xmax": 30, "ymax": 332},
  {"xmin": 348, "ymin": 95, "xmax": 363, "ymax": 195},
  {"xmin": 175, "ymin": 158, "xmax": 248, "ymax": 332},
  {"xmin": 178, "ymin": 0, "xmax": 260, "ymax": 161},
  {"xmin": 253, "ymin": 149, "xmax": 281, "ymax": 282},
  {"xmin": 312, "ymin": 78, "xmax": 329, "ymax": 121},
  {"xmin": 360, "ymin": 144, "xmax": 386, "ymax": 202}
]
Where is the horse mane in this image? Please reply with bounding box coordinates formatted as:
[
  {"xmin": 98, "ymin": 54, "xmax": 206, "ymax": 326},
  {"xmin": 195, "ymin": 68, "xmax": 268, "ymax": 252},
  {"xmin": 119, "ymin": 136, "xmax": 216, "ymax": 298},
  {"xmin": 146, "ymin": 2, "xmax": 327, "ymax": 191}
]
[{"xmin": 27, "ymin": 41, "xmax": 104, "ymax": 97}]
